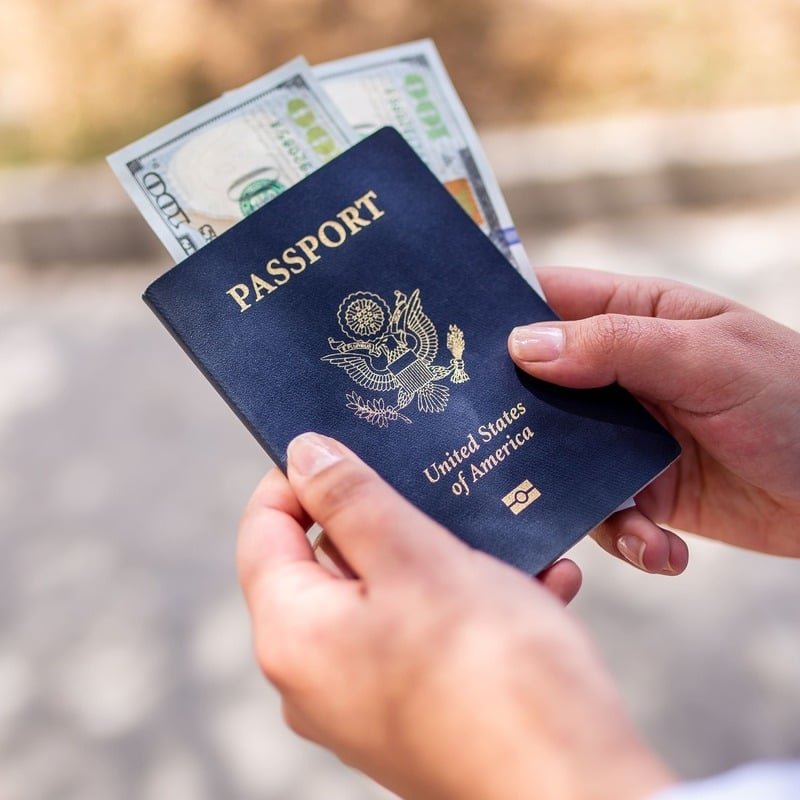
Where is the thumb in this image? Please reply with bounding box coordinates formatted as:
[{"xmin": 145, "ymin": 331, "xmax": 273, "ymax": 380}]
[
  {"xmin": 508, "ymin": 314, "xmax": 702, "ymax": 402},
  {"xmin": 286, "ymin": 432, "xmax": 465, "ymax": 580}
]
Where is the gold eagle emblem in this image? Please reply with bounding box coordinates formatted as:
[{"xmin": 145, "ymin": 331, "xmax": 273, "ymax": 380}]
[{"xmin": 322, "ymin": 289, "xmax": 469, "ymax": 427}]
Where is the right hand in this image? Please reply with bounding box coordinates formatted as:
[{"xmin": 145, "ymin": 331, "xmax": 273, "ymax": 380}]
[
  {"xmin": 237, "ymin": 435, "xmax": 674, "ymax": 800},
  {"xmin": 508, "ymin": 267, "xmax": 800, "ymax": 573}
]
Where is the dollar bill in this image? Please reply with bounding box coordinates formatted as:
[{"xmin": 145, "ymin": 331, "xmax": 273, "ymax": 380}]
[
  {"xmin": 108, "ymin": 57, "xmax": 356, "ymax": 262},
  {"xmin": 315, "ymin": 40, "xmax": 541, "ymax": 293}
]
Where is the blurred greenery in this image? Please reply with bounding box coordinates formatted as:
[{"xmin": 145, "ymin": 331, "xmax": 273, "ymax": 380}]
[{"xmin": 2, "ymin": 0, "xmax": 800, "ymax": 165}]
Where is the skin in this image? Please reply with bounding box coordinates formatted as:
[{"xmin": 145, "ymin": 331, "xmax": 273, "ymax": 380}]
[
  {"xmin": 238, "ymin": 269, "xmax": 800, "ymax": 799},
  {"xmin": 238, "ymin": 437, "xmax": 674, "ymax": 800},
  {"xmin": 512, "ymin": 268, "xmax": 800, "ymax": 574}
]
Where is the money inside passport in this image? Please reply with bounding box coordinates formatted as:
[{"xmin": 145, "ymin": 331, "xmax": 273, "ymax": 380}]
[
  {"xmin": 107, "ymin": 40, "xmax": 540, "ymax": 291},
  {"xmin": 140, "ymin": 128, "xmax": 680, "ymax": 574}
]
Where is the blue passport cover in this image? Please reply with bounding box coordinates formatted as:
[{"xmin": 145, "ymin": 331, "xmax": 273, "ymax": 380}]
[{"xmin": 144, "ymin": 127, "xmax": 679, "ymax": 574}]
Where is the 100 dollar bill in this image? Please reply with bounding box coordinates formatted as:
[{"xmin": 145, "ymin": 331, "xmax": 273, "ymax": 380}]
[
  {"xmin": 108, "ymin": 57, "xmax": 355, "ymax": 262},
  {"xmin": 315, "ymin": 40, "xmax": 540, "ymax": 291}
]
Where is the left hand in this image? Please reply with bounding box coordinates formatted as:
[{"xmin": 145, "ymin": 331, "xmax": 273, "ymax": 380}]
[
  {"xmin": 237, "ymin": 432, "xmax": 674, "ymax": 800},
  {"xmin": 510, "ymin": 267, "xmax": 800, "ymax": 575}
]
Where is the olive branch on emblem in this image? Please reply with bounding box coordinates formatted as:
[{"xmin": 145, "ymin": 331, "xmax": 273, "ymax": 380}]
[
  {"xmin": 345, "ymin": 392, "xmax": 411, "ymax": 428},
  {"xmin": 322, "ymin": 289, "xmax": 470, "ymax": 428}
]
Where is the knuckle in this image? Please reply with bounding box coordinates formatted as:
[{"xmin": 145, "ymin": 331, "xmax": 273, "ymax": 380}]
[
  {"xmin": 254, "ymin": 633, "xmax": 291, "ymax": 689},
  {"xmin": 253, "ymin": 618, "xmax": 307, "ymax": 692},
  {"xmin": 717, "ymin": 309, "xmax": 766, "ymax": 349},
  {"xmin": 253, "ymin": 589, "xmax": 348, "ymax": 693},
  {"xmin": 590, "ymin": 313, "xmax": 643, "ymax": 355},
  {"xmin": 281, "ymin": 702, "xmax": 311, "ymax": 739},
  {"xmin": 589, "ymin": 522, "xmax": 617, "ymax": 554}
]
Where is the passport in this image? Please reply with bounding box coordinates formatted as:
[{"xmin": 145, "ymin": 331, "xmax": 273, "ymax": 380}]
[{"xmin": 144, "ymin": 127, "xmax": 679, "ymax": 575}]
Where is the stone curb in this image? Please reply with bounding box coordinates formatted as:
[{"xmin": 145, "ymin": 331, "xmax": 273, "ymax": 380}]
[
  {"xmin": 483, "ymin": 104, "xmax": 800, "ymax": 228},
  {"xmin": 2, "ymin": 105, "xmax": 800, "ymax": 266},
  {"xmin": 0, "ymin": 163, "xmax": 163, "ymax": 267}
]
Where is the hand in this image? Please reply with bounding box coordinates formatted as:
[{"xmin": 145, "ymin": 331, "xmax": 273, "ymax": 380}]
[
  {"xmin": 509, "ymin": 268, "xmax": 800, "ymax": 574},
  {"xmin": 238, "ymin": 433, "xmax": 674, "ymax": 800}
]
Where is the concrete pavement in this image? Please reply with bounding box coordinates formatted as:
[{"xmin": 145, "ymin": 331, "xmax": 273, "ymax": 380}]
[{"xmin": 1, "ymin": 196, "xmax": 799, "ymax": 799}]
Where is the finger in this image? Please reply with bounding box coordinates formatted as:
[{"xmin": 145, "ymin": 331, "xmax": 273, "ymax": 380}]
[
  {"xmin": 537, "ymin": 558, "xmax": 582, "ymax": 604},
  {"xmin": 286, "ymin": 432, "xmax": 466, "ymax": 580},
  {"xmin": 244, "ymin": 466, "xmax": 312, "ymax": 530},
  {"xmin": 312, "ymin": 530, "xmax": 357, "ymax": 579},
  {"xmin": 237, "ymin": 469, "xmax": 332, "ymax": 602},
  {"xmin": 592, "ymin": 507, "xmax": 689, "ymax": 575},
  {"xmin": 535, "ymin": 267, "xmax": 731, "ymax": 322},
  {"xmin": 508, "ymin": 311, "xmax": 720, "ymax": 403}
]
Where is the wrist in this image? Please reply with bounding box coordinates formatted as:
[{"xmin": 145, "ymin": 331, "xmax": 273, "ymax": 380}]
[
  {"xmin": 540, "ymin": 725, "xmax": 675, "ymax": 800},
  {"xmin": 581, "ymin": 743, "xmax": 676, "ymax": 800},
  {"xmin": 528, "ymin": 687, "xmax": 676, "ymax": 800},
  {"xmin": 436, "ymin": 713, "xmax": 675, "ymax": 800}
]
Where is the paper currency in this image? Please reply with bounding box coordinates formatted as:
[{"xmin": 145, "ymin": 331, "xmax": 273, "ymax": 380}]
[
  {"xmin": 108, "ymin": 57, "xmax": 355, "ymax": 262},
  {"xmin": 315, "ymin": 40, "xmax": 541, "ymax": 292}
]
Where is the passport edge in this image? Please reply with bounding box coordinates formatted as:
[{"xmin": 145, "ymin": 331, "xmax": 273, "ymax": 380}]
[{"xmin": 142, "ymin": 286, "xmax": 284, "ymax": 468}]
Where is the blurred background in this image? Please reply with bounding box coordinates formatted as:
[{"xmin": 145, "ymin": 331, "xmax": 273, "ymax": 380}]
[{"xmin": 1, "ymin": 1, "xmax": 799, "ymax": 798}]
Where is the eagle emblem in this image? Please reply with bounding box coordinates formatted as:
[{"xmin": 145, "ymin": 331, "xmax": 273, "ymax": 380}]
[{"xmin": 321, "ymin": 289, "xmax": 469, "ymax": 427}]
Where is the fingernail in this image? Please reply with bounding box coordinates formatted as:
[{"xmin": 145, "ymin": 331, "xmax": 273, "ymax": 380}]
[
  {"xmin": 509, "ymin": 326, "xmax": 564, "ymax": 361},
  {"xmin": 617, "ymin": 534, "xmax": 646, "ymax": 570},
  {"xmin": 287, "ymin": 433, "xmax": 344, "ymax": 477}
]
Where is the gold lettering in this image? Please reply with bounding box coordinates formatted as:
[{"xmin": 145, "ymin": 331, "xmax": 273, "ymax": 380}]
[
  {"xmin": 336, "ymin": 205, "xmax": 371, "ymax": 235},
  {"xmin": 223, "ymin": 189, "xmax": 388, "ymax": 311},
  {"xmin": 522, "ymin": 425, "xmax": 534, "ymax": 441},
  {"xmin": 251, "ymin": 272, "xmax": 278, "ymax": 302},
  {"xmin": 296, "ymin": 235, "xmax": 321, "ymax": 264},
  {"xmin": 478, "ymin": 453, "xmax": 499, "ymax": 473},
  {"xmin": 423, "ymin": 464, "xmax": 442, "ymax": 483},
  {"xmin": 354, "ymin": 189, "xmax": 385, "ymax": 220},
  {"xmin": 265, "ymin": 260, "xmax": 290, "ymax": 287},
  {"xmin": 226, "ymin": 284, "xmax": 252, "ymax": 312},
  {"xmin": 493, "ymin": 417, "xmax": 509, "ymax": 434},
  {"xmin": 282, "ymin": 246, "xmax": 307, "ymax": 275},
  {"xmin": 318, "ymin": 220, "xmax": 347, "ymax": 248}
]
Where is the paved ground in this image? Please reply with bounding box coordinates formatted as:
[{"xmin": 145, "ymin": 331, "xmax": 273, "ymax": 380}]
[{"xmin": 1, "ymin": 197, "xmax": 799, "ymax": 799}]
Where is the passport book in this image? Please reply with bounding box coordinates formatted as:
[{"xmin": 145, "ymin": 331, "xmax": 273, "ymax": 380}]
[{"xmin": 144, "ymin": 127, "xmax": 679, "ymax": 575}]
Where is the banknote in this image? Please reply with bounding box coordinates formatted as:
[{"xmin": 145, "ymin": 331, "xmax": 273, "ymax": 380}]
[
  {"xmin": 108, "ymin": 57, "xmax": 356, "ymax": 262},
  {"xmin": 315, "ymin": 40, "xmax": 541, "ymax": 292}
]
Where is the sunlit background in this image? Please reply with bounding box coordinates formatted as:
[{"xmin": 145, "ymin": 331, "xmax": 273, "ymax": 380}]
[{"xmin": 1, "ymin": 2, "xmax": 799, "ymax": 799}]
